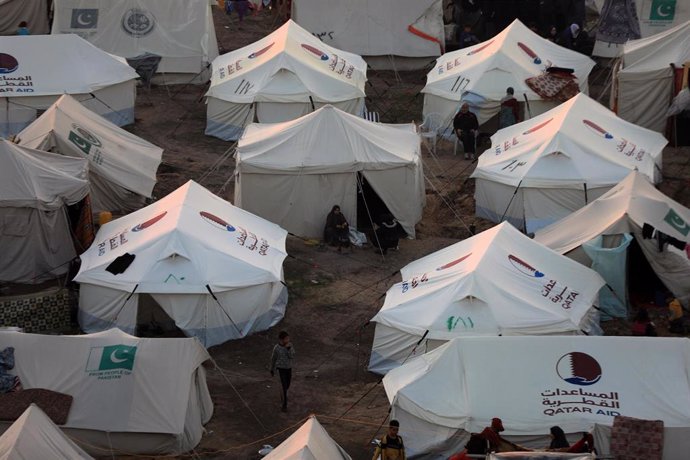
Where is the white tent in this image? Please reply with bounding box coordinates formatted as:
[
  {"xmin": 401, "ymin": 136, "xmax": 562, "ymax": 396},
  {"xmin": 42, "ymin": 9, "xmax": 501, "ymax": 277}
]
[
  {"xmin": 594, "ymin": 0, "xmax": 690, "ymax": 57},
  {"xmin": 263, "ymin": 416, "xmax": 351, "ymax": 459},
  {"xmin": 613, "ymin": 20, "xmax": 690, "ymax": 133},
  {"xmin": 0, "ymin": 0, "xmax": 49, "ymax": 36},
  {"xmin": 235, "ymin": 105, "xmax": 424, "ymax": 238},
  {"xmin": 422, "ymin": 20, "xmax": 595, "ymax": 134},
  {"xmin": 0, "ymin": 329, "xmax": 213, "ymax": 455},
  {"xmin": 51, "ymin": 0, "xmax": 219, "ymax": 84},
  {"xmin": 368, "ymin": 222, "xmax": 605, "ymax": 375},
  {"xmin": 535, "ymin": 171, "xmax": 690, "ymax": 306},
  {"xmin": 383, "ymin": 336, "xmax": 690, "ymax": 459},
  {"xmin": 205, "ymin": 20, "xmax": 367, "ymax": 141},
  {"xmin": 471, "ymin": 93, "xmax": 668, "ymax": 233},
  {"xmin": 16, "ymin": 94, "xmax": 163, "ymax": 214},
  {"xmin": 0, "ymin": 139, "xmax": 89, "ymax": 283},
  {"xmin": 76, "ymin": 180, "xmax": 288, "ymax": 348},
  {"xmin": 0, "ymin": 34, "xmax": 137, "ymax": 138},
  {"xmin": 0, "ymin": 404, "xmax": 93, "ymax": 460},
  {"xmin": 291, "ymin": 0, "xmax": 444, "ymax": 70}
]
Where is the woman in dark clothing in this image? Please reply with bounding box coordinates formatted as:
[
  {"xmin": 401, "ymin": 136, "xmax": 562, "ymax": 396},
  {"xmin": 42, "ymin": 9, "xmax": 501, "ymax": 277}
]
[
  {"xmin": 549, "ymin": 426, "xmax": 570, "ymax": 450},
  {"xmin": 373, "ymin": 214, "xmax": 400, "ymax": 255},
  {"xmin": 324, "ymin": 205, "xmax": 350, "ymax": 252}
]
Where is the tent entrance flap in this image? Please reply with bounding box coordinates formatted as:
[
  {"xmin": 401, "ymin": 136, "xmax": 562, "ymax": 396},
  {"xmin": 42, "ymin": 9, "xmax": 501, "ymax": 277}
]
[
  {"xmin": 136, "ymin": 293, "xmax": 182, "ymax": 336},
  {"xmin": 356, "ymin": 172, "xmax": 392, "ymax": 231}
]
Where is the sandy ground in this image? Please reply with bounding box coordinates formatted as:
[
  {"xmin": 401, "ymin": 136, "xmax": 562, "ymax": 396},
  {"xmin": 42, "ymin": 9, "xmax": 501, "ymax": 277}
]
[{"xmin": 109, "ymin": 6, "xmax": 690, "ymax": 460}]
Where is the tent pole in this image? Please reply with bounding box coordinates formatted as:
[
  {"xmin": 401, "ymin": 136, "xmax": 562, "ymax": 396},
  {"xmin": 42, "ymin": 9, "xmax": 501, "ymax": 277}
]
[
  {"xmin": 309, "ymin": 95, "xmax": 315, "ymax": 111},
  {"xmin": 106, "ymin": 284, "xmax": 139, "ymax": 330},
  {"xmin": 499, "ymin": 179, "xmax": 522, "ymax": 226},
  {"xmin": 584, "ymin": 183, "xmax": 588, "ymax": 204},
  {"xmin": 205, "ymin": 284, "xmax": 243, "ymax": 337},
  {"xmin": 523, "ymin": 94, "xmax": 532, "ymax": 119}
]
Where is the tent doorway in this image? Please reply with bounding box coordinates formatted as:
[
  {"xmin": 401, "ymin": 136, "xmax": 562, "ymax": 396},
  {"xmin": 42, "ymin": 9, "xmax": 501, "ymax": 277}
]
[
  {"xmin": 136, "ymin": 294, "xmax": 185, "ymax": 338},
  {"xmin": 356, "ymin": 172, "xmax": 391, "ymax": 232},
  {"xmin": 627, "ymin": 237, "xmax": 668, "ymax": 309}
]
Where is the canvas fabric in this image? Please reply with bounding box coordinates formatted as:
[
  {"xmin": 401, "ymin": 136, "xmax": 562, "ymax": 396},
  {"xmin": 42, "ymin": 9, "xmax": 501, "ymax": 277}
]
[
  {"xmin": 17, "ymin": 95, "xmax": 163, "ymax": 213},
  {"xmin": 263, "ymin": 417, "xmax": 352, "ymax": 459},
  {"xmin": 0, "ymin": 0, "xmax": 49, "ymax": 35},
  {"xmin": 235, "ymin": 105, "xmax": 424, "ymax": 238},
  {"xmin": 383, "ymin": 336, "xmax": 690, "ymax": 458},
  {"xmin": 422, "ymin": 20, "xmax": 595, "ymax": 133},
  {"xmin": 51, "ymin": 0, "xmax": 218, "ymax": 82}
]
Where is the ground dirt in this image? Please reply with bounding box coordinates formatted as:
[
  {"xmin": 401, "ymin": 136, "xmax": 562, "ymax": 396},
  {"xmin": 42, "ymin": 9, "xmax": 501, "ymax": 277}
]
[{"xmin": 105, "ymin": 6, "xmax": 690, "ymax": 459}]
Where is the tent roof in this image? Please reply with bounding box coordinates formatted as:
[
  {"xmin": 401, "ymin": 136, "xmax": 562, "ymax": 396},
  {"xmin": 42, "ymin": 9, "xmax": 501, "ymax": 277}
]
[
  {"xmin": 422, "ymin": 20, "xmax": 595, "ymax": 101},
  {"xmin": 534, "ymin": 171, "xmax": 690, "ymax": 253},
  {"xmin": 622, "ymin": 20, "xmax": 690, "ymax": 72},
  {"xmin": 17, "ymin": 94, "xmax": 163, "ymax": 198},
  {"xmin": 0, "ymin": 34, "xmax": 137, "ymax": 96},
  {"xmin": 0, "ymin": 328, "xmax": 211, "ymax": 435},
  {"xmin": 471, "ymin": 93, "xmax": 667, "ymax": 187},
  {"xmin": 0, "ymin": 404, "xmax": 93, "ymax": 460},
  {"xmin": 383, "ymin": 336, "xmax": 690, "ymax": 435},
  {"xmin": 373, "ymin": 222, "xmax": 604, "ymax": 338},
  {"xmin": 205, "ymin": 20, "xmax": 367, "ymax": 103},
  {"xmin": 263, "ymin": 416, "xmax": 352, "ymax": 459},
  {"xmin": 0, "ymin": 139, "xmax": 89, "ymax": 210},
  {"xmin": 237, "ymin": 105, "xmax": 420, "ymax": 173},
  {"xmin": 74, "ymin": 180, "xmax": 288, "ymax": 293}
]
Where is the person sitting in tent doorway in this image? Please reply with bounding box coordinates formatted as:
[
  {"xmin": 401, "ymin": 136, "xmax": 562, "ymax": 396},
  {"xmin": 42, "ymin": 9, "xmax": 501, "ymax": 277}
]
[
  {"xmin": 498, "ymin": 87, "xmax": 520, "ymax": 129},
  {"xmin": 373, "ymin": 214, "xmax": 400, "ymax": 255},
  {"xmin": 547, "ymin": 425, "xmax": 570, "ymax": 450},
  {"xmin": 324, "ymin": 205, "xmax": 350, "ymax": 253},
  {"xmin": 454, "ymin": 103, "xmax": 479, "ymax": 161},
  {"xmin": 668, "ymin": 297, "xmax": 686, "ymax": 334},
  {"xmin": 16, "ymin": 21, "xmax": 30, "ymax": 35}
]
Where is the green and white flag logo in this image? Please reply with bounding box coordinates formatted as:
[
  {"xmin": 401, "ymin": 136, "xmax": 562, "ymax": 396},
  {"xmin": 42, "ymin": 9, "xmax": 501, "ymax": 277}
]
[
  {"xmin": 649, "ymin": 0, "xmax": 676, "ymax": 20},
  {"xmin": 664, "ymin": 208, "xmax": 690, "ymax": 237},
  {"xmin": 86, "ymin": 345, "xmax": 137, "ymax": 372}
]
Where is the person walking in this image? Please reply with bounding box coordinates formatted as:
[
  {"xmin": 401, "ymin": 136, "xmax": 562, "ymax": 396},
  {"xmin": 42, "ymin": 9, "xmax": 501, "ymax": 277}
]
[
  {"xmin": 269, "ymin": 330, "xmax": 295, "ymax": 412},
  {"xmin": 372, "ymin": 420, "xmax": 406, "ymax": 460}
]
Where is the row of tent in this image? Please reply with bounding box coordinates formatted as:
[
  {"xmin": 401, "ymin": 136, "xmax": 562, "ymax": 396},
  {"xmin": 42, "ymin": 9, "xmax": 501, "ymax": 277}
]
[{"xmin": 3, "ymin": 15, "xmax": 688, "ymax": 142}]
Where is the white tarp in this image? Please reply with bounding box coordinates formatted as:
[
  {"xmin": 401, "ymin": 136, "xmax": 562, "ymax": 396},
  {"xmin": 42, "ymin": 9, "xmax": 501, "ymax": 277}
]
[
  {"xmin": 235, "ymin": 105, "xmax": 424, "ymax": 238},
  {"xmin": 0, "ymin": 139, "xmax": 89, "ymax": 283},
  {"xmin": 383, "ymin": 336, "xmax": 690, "ymax": 459},
  {"xmin": 16, "ymin": 95, "xmax": 163, "ymax": 214},
  {"xmin": 0, "ymin": 34, "xmax": 137, "ymax": 137},
  {"xmin": 471, "ymin": 93, "xmax": 667, "ymax": 233},
  {"xmin": 51, "ymin": 0, "xmax": 219, "ymax": 84},
  {"xmin": 0, "ymin": 329, "xmax": 213, "ymax": 455},
  {"xmin": 368, "ymin": 222, "xmax": 605, "ymax": 375},
  {"xmin": 205, "ymin": 20, "xmax": 367, "ymax": 140},
  {"xmin": 0, "ymin": 0, "xmax": 49, "ymax": 36},
  {"xmin": 291, "ymin": 0, "xmax": 444, "ymax": 70},
  {"xmin": 422, "ymin": 20, "xmax": 595, "ymax": 133},
  {"xmin": 263, "ymin": 416, "xmax": 352, "ymax": 459},
  {"xmin": 614, "ymin": 20, "xmax": 690, "ymax": 133},
  {"xmin": 594, "ymin": 0, "xmax": 690, "ymax": 57},
  {"xmin": 534, "ymin": 171, "xmax": 690, "ymax": 305},
  {"xmin": 75, "ymin": 180, "xmax": 289, "ymax": 347},
  {"xmin": 0, "ymin": 404, "xmax": 93, "ymax": 460}
]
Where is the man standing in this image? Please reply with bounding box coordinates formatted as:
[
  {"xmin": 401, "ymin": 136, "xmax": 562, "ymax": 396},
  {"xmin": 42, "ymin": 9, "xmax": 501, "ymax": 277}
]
[
  {"xmin": 373, "ymin": 420, "xmax": 406, "ymax": 460},
  {"xmin": 498, "ymin": 87, "xmax": 520, "ymax": 129},
  {"xmin": 454, "ymin": 103, "xmax": 479, "ymax": 160},
  {"xmin": 270, "ymin": 330, "xmax": 295, "ymax": 412}
]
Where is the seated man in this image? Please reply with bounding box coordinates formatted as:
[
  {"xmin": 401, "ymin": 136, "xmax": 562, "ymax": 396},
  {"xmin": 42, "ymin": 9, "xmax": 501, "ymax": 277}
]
[
  {"xmin": 479, "ymin": 418, "xmax": 530, "ymax": 453},
  {"xmin": 453, "ymin": 103, "xmax": 479, "ymax": 160}
]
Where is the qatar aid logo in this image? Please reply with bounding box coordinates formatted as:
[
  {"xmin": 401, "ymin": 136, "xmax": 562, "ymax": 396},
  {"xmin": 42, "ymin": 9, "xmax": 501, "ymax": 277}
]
[
  {"xmin": 131, "ymin": 211, "xmax": 167, "ymax": 232},
  {"xmin": 508, "ymin": 254, "xmax": 544, "ymax": 278},
  {"xmin": 0, "ymin": 54, "xmax": 18, "ymax": 74},
  {"xmin": 583, "ymin": 120, "xmax": 614, "ymax": 140},
  {"xmin": 86, "ymin": 345, "xmax": 137, "ymax": 378},
  {"xmin": 522, "ymin": 118, "xmax": 553, "ymax": 136},
  {"xmin": 556, "ymin": 352, "xmax": 602, "ymax": 386},
  {"xmin": 466, "ymin": 40, "xmax": 494, "ymax": 56},
  {"xmin": 249, "ymin": 42, "xmax": 274, "ymax": 59},
  {"xmin": 301, "ymin": 44, "xmax": 329, "ymax": 61},
  {"xmin": 436, "ymin": 253, "xmax": 472, "ymax": 271},
  {"xmin": 517, "ymin": 42, "xmax": 542, "ymax": 64},
  {"xmin": 200, "ymin": 211, "xmax": 236, "ymax": 232}
]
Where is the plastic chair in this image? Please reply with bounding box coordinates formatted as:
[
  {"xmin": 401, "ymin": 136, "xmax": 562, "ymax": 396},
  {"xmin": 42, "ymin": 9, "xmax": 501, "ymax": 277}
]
[
  {"xmin": 419, "ymin": 113, "xmax": 442, "ymax": 155},
  {"xmin": 453, "ymin": 130, "xmax": 478, "ymax": 157}
]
